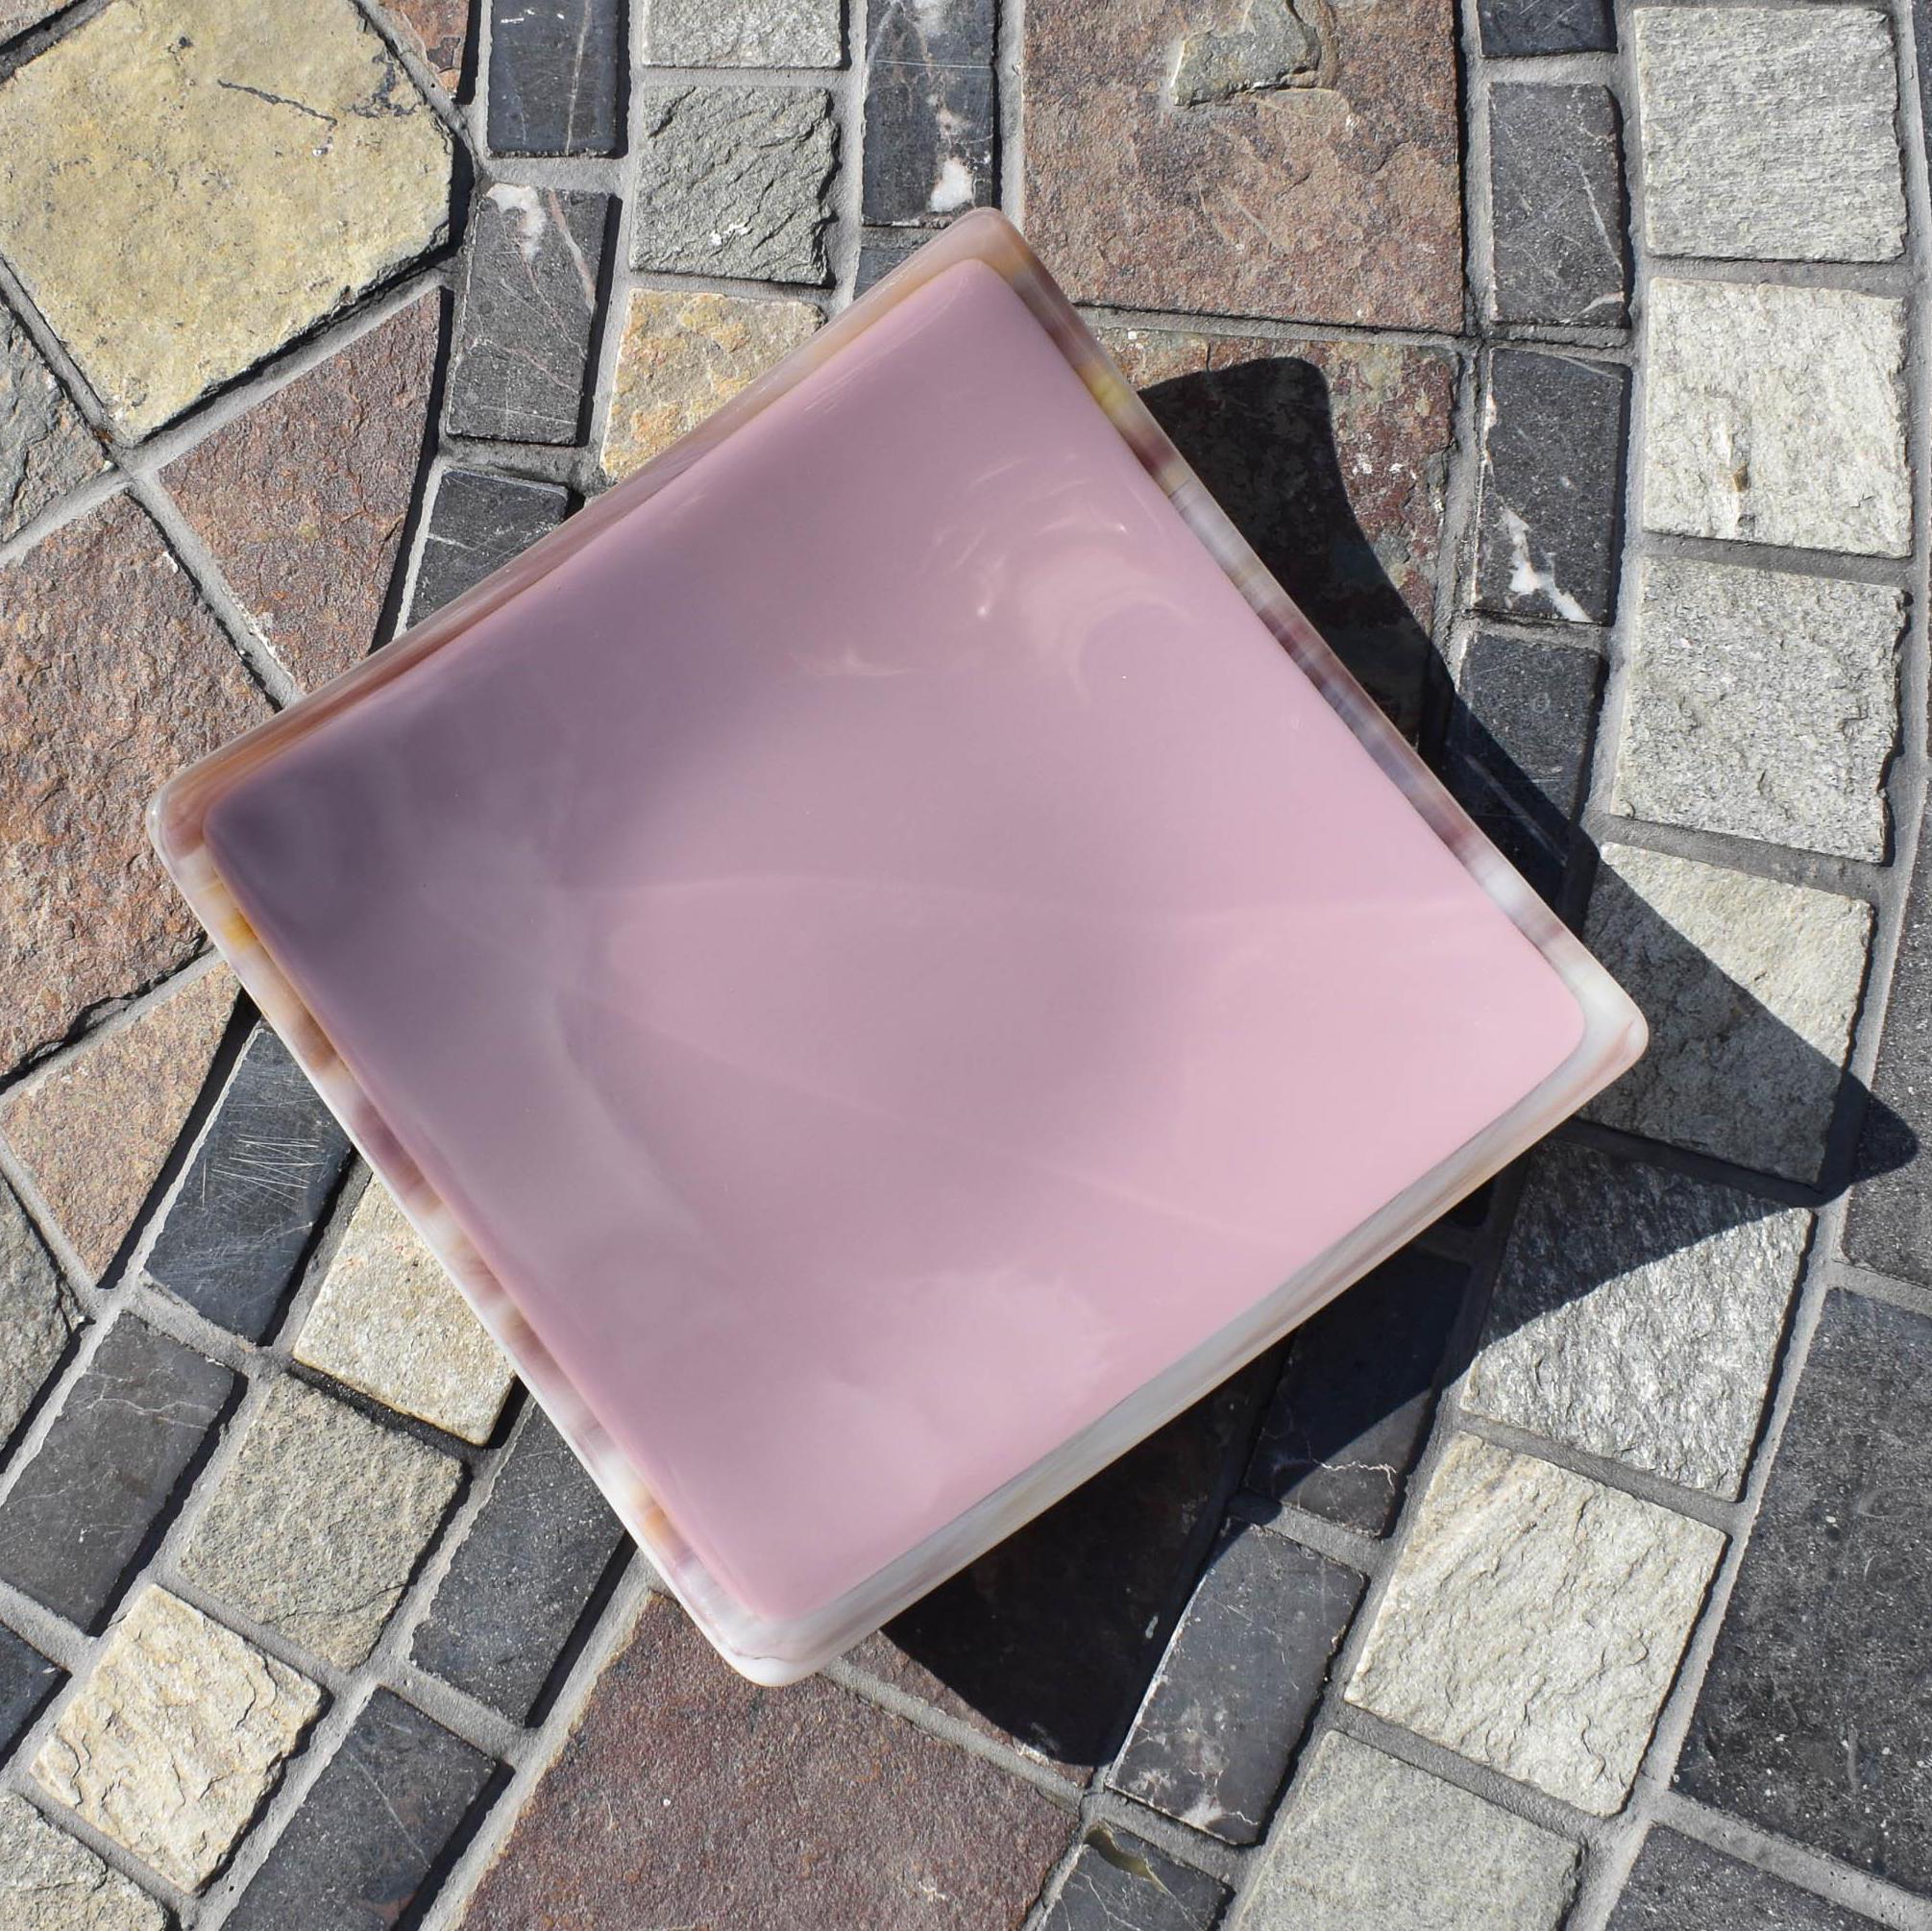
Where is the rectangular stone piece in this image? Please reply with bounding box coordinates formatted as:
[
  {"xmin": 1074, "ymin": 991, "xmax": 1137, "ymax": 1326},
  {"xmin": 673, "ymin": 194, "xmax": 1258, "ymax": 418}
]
[
  {"xmin": 1444, "ymin": 631, "xmax": 1602, "ymax": 906},
  {"xmin": 863, "ymin": 0, "xmax": 995, "ymax": 225},
  {"xmin": 1040, "ymin": 1824, "xmax": 1227, "ymax": 1931},
  {"xmin": 141, "ymin": 1023, "xmax": 353, "ymax": 1340},
  {"xmin": 641, "ymin": 0, "xmax": 841, "ymax": 64},
  {"xmin": 0, "ymin": 1318, "xmax": 231, "ymax": 1628},
  {"xmin": 1489, "ymin": 85, "xmax": 1626, "ymax": 327},
  {"xmin": 224, "ymin": 1689, "xmax": 495, "ymax": 1931},
  {"xmin": 447, "ymin": 185, "xmax": 609, "ymax": 445},
  {"xmin": 1635, "ymin": 8, "xmax": 1904, "ymax": 263},
  {"xmin": 0, "ymin": 1176, "xmax": 77, "ymax": 1458},
  {"xmin": 854, "ymin": 226, "xmax": 923, "ymax": 295},
  {"xmin": 1677, "ymin": 1290, "xmax": 1932, "ymax": 1894},
  {"xmin": 1111, "ymin": 1526, "xmax": 1363, "ymax": 1845},
  {"xmin": 1246, "ymin": 1246, "xmax": 1466, "ymax": 1535},
  {"xmin": 0, "ymin": 1623, "xmax": 60, "ymax": 1756},
  {"xmin": 1609, "ymin": 1827, "xmax": 1874, "ymax": 1931},
  {"xmin": 1478, "ymin": 0, "xmax": 1610, "ymax": 58},
  {"xmin": 1476, "ymin": 349, "xmax": 1627, "ymax": 627},
  {"xmin": 488, "ymin": 0, "xmax": 621, "ymax": 155},
  {"xmin": 411, "ymin": 469, "xmax": 570, "ymax": 623},
  {"xmin": 411, "ymin": 1404, "xmax": 625, "ymax": 1722}
]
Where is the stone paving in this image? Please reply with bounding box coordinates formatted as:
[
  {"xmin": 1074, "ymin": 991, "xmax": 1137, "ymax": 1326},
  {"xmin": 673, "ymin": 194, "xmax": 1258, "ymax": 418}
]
[{"xmin": 1, "ymin": 0, "xmax": 1930, "ymax": 1926}]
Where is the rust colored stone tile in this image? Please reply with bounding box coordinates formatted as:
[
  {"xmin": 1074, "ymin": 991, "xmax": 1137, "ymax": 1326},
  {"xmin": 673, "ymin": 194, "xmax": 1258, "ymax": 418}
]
[
  {"xmin": 461, "ymin": 1597, "xmax": 1073, "ymax": 1931},
  {"xmin": 388, "ymin": 0, "xmax": 469, "ymax": 94},
  {"xmin": 2, "ymin": 966, "xmax": 235, "ymax": 1278},
  {"xmin": 1, "ymin": 494, "xmax": 267, "ymax": 1071},
  {"xmin": 163, "ymin": 295, "xmax": 441, "ymax": 691},
  {"xmin": 1025, "ymin": 0, "xmax": 1463, "ymax": 330}
]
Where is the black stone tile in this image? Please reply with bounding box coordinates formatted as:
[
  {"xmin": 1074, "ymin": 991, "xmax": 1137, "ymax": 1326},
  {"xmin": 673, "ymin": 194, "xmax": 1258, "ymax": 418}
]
[
  {"xmin": 1041, "ymin": 1823, "xmax": 1227, "ymax": 1931},
  {"xmin": 448, "ymin": 186, "xmax": 610, "ymax": 446},
  {"xmin": 854, "ymin": 225, "xmax": 925, "ymax": 295},
  {"xmin": 1610, "ymin": 1828, "xmax": 1871, "ymax": 1931},
  {"xmin": 1110, "ymin": 1525, "xmax": 1364, "ymax": 1845},
  {"xmin": 1247, "ymin": 1248, "xmax": 1468, "ymax": 1536},
  {"xmin": 1476, "ymin": 349, "xmax": 1627, "ymax": 628},
  {"xmin": 226, "ymin": 1690, "xmax": 495, "ymax": 1931},
  {"xmin": 1444, "ymin": 630, "xmax": 1604, "ymax": 905},
  {"xmin": 411, "ymin": 1405, "xmax": 625, "ymax": 1723},
  {"xmin": 410, "ymin": 469, "xmax": 570, "ymax": 623},
  {"xmin": 1490, "ymin": 85, "xmax": 1627, "ymax": 328},
  {"xmin": 1478, "ymin": 0, "xmax": 1613, "ymax": 58},
  {"xmin": 0, "ymin": 1319, "xmax": 232, "ymax": 1627},
  {"xmin": 863, "ymin": 0, "xmax": 995, "ymax": 226},
  {"xmin": 488, "ymin": 0, "xmax": 622, "ymax": 156},
  {"xmin": 0, "ymin": 1623, "xmax": 61, "ymax": 1755},
  {"xmin": 1676, "ymin": 1291, "xmax": 1932, "ymax": 1894},
  {"xmin": 142, "ymin": 1025, "xmax": 353, "ymax": 1341}
]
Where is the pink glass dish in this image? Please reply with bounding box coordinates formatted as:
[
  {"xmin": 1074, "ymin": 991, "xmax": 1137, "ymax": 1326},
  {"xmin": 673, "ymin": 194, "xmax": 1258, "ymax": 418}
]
[{"xmin": 151, "ymin": 212, "xmax": 1645, "ymax": 1683}]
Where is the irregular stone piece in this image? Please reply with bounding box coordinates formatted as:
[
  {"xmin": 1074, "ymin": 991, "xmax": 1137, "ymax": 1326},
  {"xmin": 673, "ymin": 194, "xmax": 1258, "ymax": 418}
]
[
  {"xmin": 0, "ymin": 1790, "xmax": 166, "ymax": 1931},
  {"xmin": 1609, "ymin": 1828, "xmax": 1873, "ymax": 1931},
  {"xmin": 600, "ymin": 287, "xmax": 819, "ymax": 481},
  {"xmin": 224, "ymin": 1690, "xmax": 495, "ymax": 1931},
  {"xmin": 295, "ymin": 1180, "xmax": 514, "ymax": 1442},
  {"xmin": 1635, "ymin": 8, "xmax": 1905, "ymax": 263},
  {"xmin": 0, "ymin": 1625, "xmax": 60, "ymax": 1756},
  {"xmin": 1042, "ymin": 1824, "xmax": 1227, "ymax": 1931},
  {"xmin": 1467, "ymin": 1141, "xmax": 1810, "ymax": 1497},
  {"xmin": 1347, "ymin": 1433, "xmax": 1724, "ymax": 1815},
  {"xmin": 164, "ymin": 295, "xmax": 440, "ymax": 691},
  {"xmin": 632, "ymin": 86, "xmax": 837, "ymax": 284},
  {"xmin": 141, "ymin": 1023, "xmax": 355, "ymax": 1340},
  {"xmin": 488, "ymin": 0, "xmax": 622, "ymax": 154},
  {"xmin": 461, "ymin": 1595, "xmax": 1073, "ymax": 1929},
  {"xmin": 1477, "ymin": 349, "xmax": 1627, "ymax": 626},
  {"xmin": 1247, "ymin": 1247, "xmax": 1466, "ymax": 1535},
  {"xmin": 1025, "ymin": 0, "xmax": 1462, "ymax": 330},
  {"xmin": 0, "ymin": 0, "xmax": 452, "ymax": 440},
  {"xmin": 1239, "ymin": 1731, "xmax": 1579, "ymax": 1931},
  {"xmin": 1582, "ymin": 846, "xmax": 1872, "ymax": 1184},
  {"xmin": 1, "ymin": 966, "xmax": 235, "ymax": 1277},
  {"xmin": 1611, "ymin": 558, "xmax": 1901, "ymax": 864},
  {"xmin": 1112, "ymin": 1527, "xmax": 1362, "ymax": 1844},
  {"xmin": 387, "ymin": 0, "xmax": 468, "ymax": 93},
  {"xmin": 33, "ymin": 1588, "xmax": 323, "ymax": 1894},
  {"xmin": 1, "ymin": 493, "xmax": 267, "ymax": 1070},
  {"xmin": 448, "ymin": 186, "xmax": 608, "ymax": 446},
  {"xmin": 1677, "ymin": 1291, "xmax": 1932, "ymax": 1892},
  {"xmin": 1477, "ymin": 0, "xmax": 1610, "ymax": 58},
  {"xmin": 1489, "ymin": 86, "xmax": 1626, "ymax": 327},
  {"xmin": 179, "ymin": 1376, "xmax": 461, "ymax": 1669},
  {"xmin": 863, "ymin": 0, "xmax": 994, "ymax": 224},
  {"xmin": 409, "ymin": 469, "xmax": 569, "ymax": 622},
  {"xmin": 0, "ymin": 1318, "xmax": 232, "ymax": 1628},
  {"xmin": 0, "ymin": 1179, "xmax": 76, "ymax": 1455},
  {"xmin": 642, "ymin": 0, "xmax": 841, "ymax": 65},
  {"xmin": 0, "ymin": 302, "xmax": 106, "ymax": 541},
  {"xmin": 1644, "ymin": 279, "xmax": 1909, "ymax": 559}
]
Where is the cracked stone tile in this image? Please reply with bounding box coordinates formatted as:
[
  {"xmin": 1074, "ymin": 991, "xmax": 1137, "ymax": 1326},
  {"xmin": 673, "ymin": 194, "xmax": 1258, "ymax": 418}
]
[
  {"xmin": 0, "ymin": 1624, "xmax": 60, "ymax": 1757},
  {"xmin": 863, "ymin": 0, "xmax": 994, "ymax": 225},
  {"xmin": 1237, "ymin": 1731, "xmax": 1578, "ymax": 1930},
  {"xmin": 1609, "ymin": 1827, "xmax": 1873, "ymax": 1930},
  {"xmin": 294, "ymin": 1177, "xmax": 514, "ymax": 1444},
  {"xmin": 0, "ymin": 1790, "xmax": 166, "ymax": 1931},
  {"xmin": 632, "ymin": 85, "xmax": 837, "ymax": 285},
  {"xmin": 0, "ymin": 0, "xmax": 452, "ymax": 439},
  {"xmin": 0, "ymin": 1177, "xmax": 78, "ymax": 1458},
  {"xmin": 386, "ymin": 0, "xmax": 469, "ymax": 95},
  {"xmin": 33, "ymin": 1587, "xmax": 323, "ymax": 1894},
  {"xmin": 1488, "ymin": 85, "xmax": 1626, "ymax": 327},
  {"xmin": 642, "ymin": 0, "xmax": 841, "ymax": 65},
  {"xmin": 1, "ymin": 966, "xmax": 235, "ymax": 1279},
  {"xmin": 1041, "ymin": 1824, "xmax": 1226, "ymax": 1931},
  {"xmin": 1346, "ymin": 1433, "xmax": 1724, "ymax": 1814},
  {"xmin": 488, "ymin": 0, "xmax": 622, "ymax": 155},
  {"xmin": 0, "ymin": 300, "xmax": 106, "ymax": 542},
  {"xmin": 408, "ymin": 468, "xmax": 569, "ymax": 623},
  {"xmin": 179, "ymin": 1376, "xmax": 462, "ymax": 1669}
]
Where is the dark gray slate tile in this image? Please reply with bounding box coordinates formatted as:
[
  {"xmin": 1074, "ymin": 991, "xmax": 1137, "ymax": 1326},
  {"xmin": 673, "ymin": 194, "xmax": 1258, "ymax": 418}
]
[
  {"xmin": 863, "ymin": 0, "xmax": 995, "ymax": 226},
  {"xmin": 1610, "ymin": 1828, "xmax": 1871, "ymax": 1930},
  {"xmin": 0, "ymin": 1622, "xmax": 61, "ymax": 1754},
  {"xmin": 225, "ymin": 1689, "xmax": 495, "ymax": 1931},
  {"xmin": 1247, "ymin": 1248, "xmax": 1468, "ymax": 1536},
  {"xmin": 142, "ymin": 1025, "xmax": 353, "ymax": 1341},
  {"xmin": 1445, "ymin": 630, "xmax": 1604, "ymax": 905},
  {"xmin": 854, "ymin": 225, "xmax": 925, "ymax": 295},
  {"xmin": 1110, "ymin": 1526, "xmax": 1364, "ymax": 1845},
  {"xmin": 1476, "ymin": 349, "xmax": 1628, "ymax": 627},
  {"xmin": 410, "ymin": 469, "xmax": 570, "ymax": 623},
  {"xmin": 0, "ymin": 1319, "xmax": 231, "ymax": 1627},
  {"xmin": 411, "ymin": 1405, "xmax": 625, "ymax": 1723},
  {"xmin": 448, "ymin": 186, "xmax": 609, "ymax": 445},
  {"xmin": 1676, "ymin": 1291, "xmax": 1932, "ymax": 1894},
  {"xmin": 488, "ymin": 0, "xmax": 622, "ymax": 156},
  {"xmin": 1478, "ymin": 0, "xmax": 1613, "ymax": 58},
  {"xmin": 1041, "ymin": 1823, "xmax": 1227, "ymax": 1931},
  {"xmin": 1490, "ymin": 85, "xmax": 1626, "ymax": 327}
]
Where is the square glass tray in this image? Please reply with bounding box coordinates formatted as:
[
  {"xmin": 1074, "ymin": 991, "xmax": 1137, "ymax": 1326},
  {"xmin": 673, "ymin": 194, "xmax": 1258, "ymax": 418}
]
[{"xmin": 151, "ymin": 211, "xmax": 1644, "ymax": 1683}]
